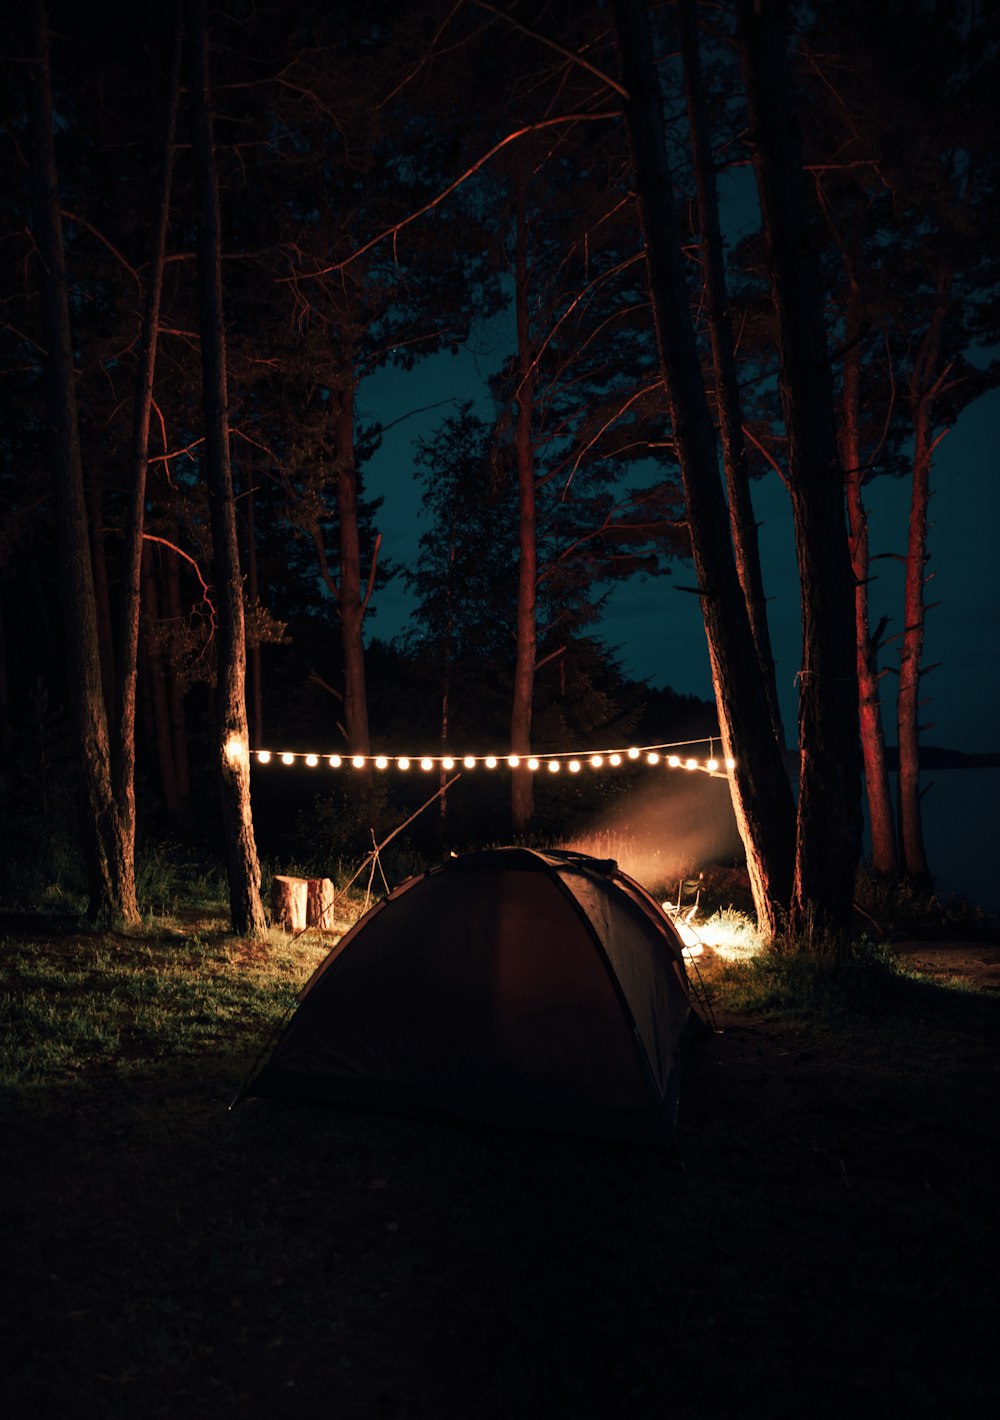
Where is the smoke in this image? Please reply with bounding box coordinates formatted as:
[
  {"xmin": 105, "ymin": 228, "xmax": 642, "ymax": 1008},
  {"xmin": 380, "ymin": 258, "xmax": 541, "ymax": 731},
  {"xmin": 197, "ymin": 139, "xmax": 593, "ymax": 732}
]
[{"xmin": 563, "ymin": 769, "xmax": 743, "ymax": 892}]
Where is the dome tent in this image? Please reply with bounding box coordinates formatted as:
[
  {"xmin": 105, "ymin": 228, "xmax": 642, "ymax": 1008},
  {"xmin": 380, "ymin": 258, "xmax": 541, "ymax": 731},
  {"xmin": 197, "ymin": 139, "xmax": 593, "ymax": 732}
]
[{"xmin": 240, "ymin": 847, "xmax": 701, "ymax": 1148}]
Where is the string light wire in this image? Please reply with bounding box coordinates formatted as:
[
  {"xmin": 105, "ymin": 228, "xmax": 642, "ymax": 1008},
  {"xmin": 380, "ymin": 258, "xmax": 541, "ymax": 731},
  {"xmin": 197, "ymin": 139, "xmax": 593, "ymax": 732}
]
[{"xmin": 251, "ymin": 739, "xmax": 735, "ymax": 776}]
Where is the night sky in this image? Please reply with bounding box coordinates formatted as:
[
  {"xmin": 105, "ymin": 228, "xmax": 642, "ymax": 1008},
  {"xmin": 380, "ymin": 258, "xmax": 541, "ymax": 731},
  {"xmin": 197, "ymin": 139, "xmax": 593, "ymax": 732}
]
[{"xmin": 362, "ymin": 334, "xmax": 1000, "ymax": 757}]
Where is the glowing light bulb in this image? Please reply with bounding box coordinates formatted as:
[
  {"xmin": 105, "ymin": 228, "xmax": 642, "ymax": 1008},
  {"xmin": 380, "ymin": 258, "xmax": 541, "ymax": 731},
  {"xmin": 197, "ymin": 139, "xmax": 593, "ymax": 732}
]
[
  {"xmin": 257, "ymin": 750, "xmax": 271, "ymax": 765},
  {"xmin": 569, "ymin": 759, "xmax": 581, "ymax": 773},
  {"xmin": 224, "ymin": 735, "xmax": 247, "ymax": 767},
  {"xmin": 485, "ymin": 756, "xmax": 497, "ymax": 769},
  {"xmin": 328, "ymin": 755, "xmax": 341, "ymax": 768},
  {"xmin": 627, "ymin": 747, "xmax": 640, "ymax": 760},
  {"xmin": 508, "ymin": 755, "xmax": 520, "ymax": 767},
  {"xmin": 548, "ymin": 759, "xmax": 560, "ymax": 773},
  {"xmin": 420, "ymin": 757, "xmax": 434, "ymax": 771},
  {"xmin": 306, "ymin": 753, "xmax": 318, "ymax": 767},
  {"xmin": 646, "ymin": 752, "xmax": 659, "ymax": 765},
  {"xmin": 590, "ymin": 755, "xmax": 603, "ymax": 768},
  {"xmin": 668, "ymin": 755, "xmax": 680, "ymax": 768},
  {"xmin": 463, "ymin": 756, "xmax": 476, "ymax": 769},
  {"xmin": 375, "ymin": 756, "xmax": 389, "ymax": 770},
  {"xmin": 706, "ymin": 758, "xmax": 718, "ymax": 773},
  {"xmin": 442, "ymin": 757, "xmax": 454, "ymax": 770},
  {"xmin": 610, "ymin": 753, "xmax": 622, "ymax": 766},
  {"xmin": 398, "ymin": 757, "xmax": 410, "ymax": 770},
  {"xmin": 281, "ymin": 752, "xmax": 295, "ymax": 766},
  {"xmin": 352, "ymin": 755, "xmax": 366, "ymax": 769},
  {"xmin": 686, "ymin": 758, "xmax": 698, "ymax": 771},
  {"xmin": 527, "ymin": 757, "xmax": 539, "ymax": 771},
  {"xmin": 725, "ymin": 757, "xmax": 736, "ymax": 770}
]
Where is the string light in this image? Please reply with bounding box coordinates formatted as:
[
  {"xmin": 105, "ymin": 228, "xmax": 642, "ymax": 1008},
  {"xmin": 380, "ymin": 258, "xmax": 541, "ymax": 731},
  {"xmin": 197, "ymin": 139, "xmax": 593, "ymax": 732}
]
[{"xmin": 250, "ymin": 740, "xmax": 735, "ymax": 776}]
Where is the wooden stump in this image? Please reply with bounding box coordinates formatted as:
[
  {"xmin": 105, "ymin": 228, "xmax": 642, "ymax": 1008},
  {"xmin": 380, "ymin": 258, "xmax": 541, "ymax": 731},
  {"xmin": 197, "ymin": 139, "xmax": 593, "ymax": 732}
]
[
  {"xmin": 271, "ymin": 874, "xmax": 307, "ymax": 931},
  {"xmin": 271, "ymin": 874, "xmax": 336, "ymax": 932},
  {"xmin": 306, "ymin": 876, "xmax": 335, "ymax": 930}
]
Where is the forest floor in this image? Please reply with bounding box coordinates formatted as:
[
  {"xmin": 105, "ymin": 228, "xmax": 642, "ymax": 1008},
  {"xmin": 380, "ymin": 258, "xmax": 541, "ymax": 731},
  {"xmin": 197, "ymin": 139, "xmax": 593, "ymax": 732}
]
[{"xmin": 2, "ymin": 912, "xmax": 998, "ymax": 1420}]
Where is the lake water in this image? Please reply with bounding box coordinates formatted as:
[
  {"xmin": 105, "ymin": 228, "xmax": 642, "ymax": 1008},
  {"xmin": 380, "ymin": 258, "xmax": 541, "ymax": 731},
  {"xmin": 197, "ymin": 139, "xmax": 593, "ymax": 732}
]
[{"xmin": 881, "ymin": 766, "xmax": 1000, "ymax": 913}]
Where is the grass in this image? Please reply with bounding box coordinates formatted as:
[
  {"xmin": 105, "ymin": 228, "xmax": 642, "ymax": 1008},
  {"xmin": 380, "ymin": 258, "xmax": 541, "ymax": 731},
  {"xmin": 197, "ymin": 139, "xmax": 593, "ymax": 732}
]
[{"xmin": 2, "ymin": 902, "xmax": 998, "ymax": 1418}]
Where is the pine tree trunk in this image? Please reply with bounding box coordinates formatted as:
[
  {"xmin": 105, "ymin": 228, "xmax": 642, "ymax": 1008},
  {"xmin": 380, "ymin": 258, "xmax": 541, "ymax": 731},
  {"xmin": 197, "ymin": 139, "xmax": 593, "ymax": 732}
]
[
  {"xmin": 188, "ymin": 0, "xmax": 266, "ymax": 936},
  {"xmin": 0, "ymin": 589, "xmax": 9, "ymax": 762},
  {"xmin": 244, "ymin": 475, "xmax": 264, "ymax": 749},
  {"xmin": 163, "ymin": 548, "xmax": 191, "ymax": 806},
  {"xmin": 140, "ymin": 546, "xmax": 180, "ymax": 815},
  {"xmin": 87, "ymin": 472, "xmax": 116, "ymax": 722},
  {"xmin": 26, "ymin": 0, "xmax": 138, "ymax": 925},
  {"xmin": 897, "ymin": 300, "xmax": 947, "ymax": 886},
  {"xmin": 612, "ymin": 0, "xmax": 796, "ymax": 937},
  {"xmin": 736, "ymin": 0, "xmax": 862, "ymax": 939},
  {"xmin": 114, "ymin": 2, "xmax": 182, "ymax": 863},
  {"xmin": 840, "ymin": 285, "xmax": 897, "ymax": 875},
  {"xmin": 334, "ymin": 381, "xmax": 371, "ymax": 756},
  {"xmin": 510, "ymin": 184, "xmax": 536, "ymax": 835},
  {"xmin": 679, "ymin": 0, "xmax": 785, "ymax": 754}
]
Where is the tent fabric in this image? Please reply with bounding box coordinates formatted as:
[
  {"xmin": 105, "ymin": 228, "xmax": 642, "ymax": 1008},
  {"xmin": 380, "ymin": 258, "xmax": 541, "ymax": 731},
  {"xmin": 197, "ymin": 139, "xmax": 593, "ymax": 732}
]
[{"xmin": 242, "ymin": 847, "xmax": 699, "ymax": 1147}]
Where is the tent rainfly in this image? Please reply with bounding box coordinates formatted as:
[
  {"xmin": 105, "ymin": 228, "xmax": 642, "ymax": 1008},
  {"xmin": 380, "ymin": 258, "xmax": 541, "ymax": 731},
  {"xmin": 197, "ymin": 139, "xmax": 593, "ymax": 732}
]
[{"xmin": 239, "ymin": 847, "xmax": 702, "ymax": 1147}]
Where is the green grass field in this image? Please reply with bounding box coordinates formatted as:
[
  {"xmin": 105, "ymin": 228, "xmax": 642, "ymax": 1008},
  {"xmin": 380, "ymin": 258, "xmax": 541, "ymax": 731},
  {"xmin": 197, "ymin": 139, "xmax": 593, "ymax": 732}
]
[{"xmin": 2, "ymin": 898, "xmax": 998, "ymax": 1419}]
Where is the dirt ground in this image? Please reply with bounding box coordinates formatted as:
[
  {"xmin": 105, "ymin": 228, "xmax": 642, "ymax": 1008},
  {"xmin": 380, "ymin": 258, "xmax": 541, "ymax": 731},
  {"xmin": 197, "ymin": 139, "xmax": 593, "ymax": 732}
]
[
  {"xmin": 889, "ymin": 937, "xmax": 1000, "ymax": 992},
  {"xmin": 4, "ymin": 926, "xmax": 999, "ymax": 1419}
]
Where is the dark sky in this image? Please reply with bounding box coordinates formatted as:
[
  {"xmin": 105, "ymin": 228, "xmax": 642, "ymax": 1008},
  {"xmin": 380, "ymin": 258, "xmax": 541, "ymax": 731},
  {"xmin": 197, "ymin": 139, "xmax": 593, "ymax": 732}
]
[{"xmin": 361, "ymin": 345, "xmax": 1000, "ymax": 755}]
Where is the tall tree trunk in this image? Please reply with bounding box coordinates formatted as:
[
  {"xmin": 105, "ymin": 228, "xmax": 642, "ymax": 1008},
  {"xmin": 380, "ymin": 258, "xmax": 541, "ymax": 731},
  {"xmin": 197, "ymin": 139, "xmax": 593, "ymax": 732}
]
[
  {"xmin": 163, "ymin": 547, "xmax": 191, "ymax": 805},
  {"xmin": 611, "ymin": 0, "xmax": 797, "ymax": 938},
  {"xmin": 334, "ymin": 382, "xmax": 371, "ymax": 756},
  {"xmin": 244, "ymin": 473, "xmax": 263, "ymax": 749},
  {"xmin": 0, "ymin": 588, "xmax": 10, "ymax": 764},
  {"xmin": 188, "ymin": 0, "xmax": 265, "ymax": 936},
  {"xmin": 898, "ymin": 290, "xmax": 948, "ymax": 886},
  {"xmin": 87, "ymin": 471, "xmax": 116, "ymax": 722},
  {"xmin": 736, "ymin": 0, "xmax": 862, "ymax": 939},
  {"xmin": 114, "ymin": 1, "xmax": 182, "ymax": 864},
  {"xmin": 840, "ymin": 282, "xmax": 897, "ymax": 875},
  {"xmin": 678, "ymin": 0, "xmax": 785, "ymax": 754},
  {"xmin": 439, "ymin": 501, "xmax": 458, "ymax": 827},
  {"xmin": 510, "ymin": 183, "xmax": 536, "ymax": 835},
  {"xmin": 26, "ymin": 0, "xmax": 138, "ymax": 924},
  {"xmin": 140, "ymin": 545, "xmax": 180, "ymax": 814}
]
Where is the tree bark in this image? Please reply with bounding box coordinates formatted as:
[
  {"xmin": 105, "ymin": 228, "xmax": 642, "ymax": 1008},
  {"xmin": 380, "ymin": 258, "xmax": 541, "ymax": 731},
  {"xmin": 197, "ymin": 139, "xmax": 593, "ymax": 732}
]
[
  {"xmin": 840, "ymin": 281, "xmax": 897, "ymax": 875},
  {"xmin": 163, "ymin": 547, "xmax": 191, "ymax": 805},
  {"xmin": 0, "ymin": 589, "xmax": 10, "ymax": 763},
  {"xmin": 87, "ymin": 471, "xmax": 116, "ymax": 722},
  {"xmin": 510, "ymin": 182, "xmax": 537, "ymax": 835},
  {"xmin": 188, "ymin": 0, "xmax": 266, "ymax": 936},
  {"xmin": 26, "ymin": 0, "xmax": 138, "ymax": 925},
  {"xmin": 244, "ymin": 472, "xmax": 264, "ymax": 749},
  {"xmin": 678, "ymin": 0, "xmax": 785, "ymax": 754},
  {"xmin": 736, "ymin": 0, "xmax": 862, "ymax": 939},
  {"xmin": 334, "ymin": 381, "xmax": 371, "ymax": 756},
  {"xmin": 898, "ymin": 290, "xmax": 948, "ymax": 886},
  {"xmin": 114, "ymin": 1, "xmax": 182, "ymax": 860},
  {"xmin": 140, "ymin": 545, "xmax": 180, "ymax": 814},
  {"xmin": 611, "ymin": 0, "xmax": 797, "ymax": 937}
]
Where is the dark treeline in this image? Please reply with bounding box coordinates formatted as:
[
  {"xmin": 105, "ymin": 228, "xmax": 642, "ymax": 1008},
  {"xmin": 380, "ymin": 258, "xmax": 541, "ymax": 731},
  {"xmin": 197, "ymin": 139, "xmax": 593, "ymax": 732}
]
[{"xmin": 1, "ymin": 0, "xmax": 996, "ymax": 939}]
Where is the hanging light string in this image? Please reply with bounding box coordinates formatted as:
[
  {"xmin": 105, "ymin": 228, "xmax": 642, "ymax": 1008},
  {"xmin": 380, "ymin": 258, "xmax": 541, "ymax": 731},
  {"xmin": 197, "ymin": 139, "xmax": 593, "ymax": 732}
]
[{"xmin": 245, "ymin": 738, "xmax": 735, "ymax": 776}]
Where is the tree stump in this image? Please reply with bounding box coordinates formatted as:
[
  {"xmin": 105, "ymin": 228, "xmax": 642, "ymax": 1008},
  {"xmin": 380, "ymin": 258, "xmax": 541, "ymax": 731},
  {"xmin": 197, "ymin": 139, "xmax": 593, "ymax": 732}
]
[
  {"xmin": 306, "ymin": 876, "xmax": 335, "ymax": 930},
  {"xmin": 271, "ymin": 874, "xmax": 336, "ymax": 932},
  {"xmin": 271, "ymin": 875, "xmax": 307, "ymax": 931}
]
